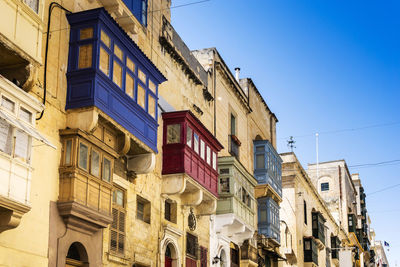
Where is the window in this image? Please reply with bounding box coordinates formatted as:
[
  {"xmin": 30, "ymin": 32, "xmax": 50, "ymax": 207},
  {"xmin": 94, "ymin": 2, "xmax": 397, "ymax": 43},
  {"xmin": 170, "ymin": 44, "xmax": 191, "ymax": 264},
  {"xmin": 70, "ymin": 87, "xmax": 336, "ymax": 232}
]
[
  {"xmin": 256, "ymin": 153, "xmax": 265, "ymax": 169},
  {"xmin": 141, "ymin": 0, "xmax": 148, "ymax": 25},
  {"xmin": 78, "ymin": 44, "xmax": 92, "ymax": 69},
  {"xmin": 103, "ymin": 157, "xmax": 112, "ymax": 182},
  {"xmin": 19, "ymin": 108, "xmax": 32, "ymax": 123},
  {"xmin": 242, "ymin": 188, "xmax": 251, "ymax": 208},
  {"xmin": 230, "ymin": 114, "xmax": 236, "ymax": 135},
  {"xmin": 165, "ymin": 199, "xmax": 177, "ymax": 223},
  {"xmin": 206, "ymin": 146, "xmax": 211, "ymax": 165},
  {"xmin": 99, "ymin": 47, "xmax": 110, "ymax": 75},
  {"xmin": 186, "ymin": 127, "xmax": 192, "ymax": 147},
  {"xmin": 193, "ymin": 133, "xmax": 199, "ymax": 153},
  {"xmin": 137, "ymin": 84, "xmax": 146, "ymax": 108},
  {"xmin": 126, "ymin": 73, "xmax": 135, "ymax": 98},
  {"xmin": 14, "ymin": 130, "xmax": 29, "ymax": 160},
  {"xmin": 167, "ymin": 124, "xmax": 181, "ymax": 144},
  {"xmin": 212, "ymin": 152, "xmax": 217, "ymax": 170},
  {"xmin": 321, "ymin": 182, "xmax": 329, "ymax": 191},
  {"xmin": 78, "ymin": 142, "xmax": 89, "ymax": 171},
  {"xmin": 219, "ymin": 177, "xmax": 230, "ymax": 193},
  {"xmin": 65, "ymin": 139, "xmax": 72, "ymax": 165},
  {"xmin": 200, "ymin": 246, "xmax": 207, "ymax": 267},
  {"xmin": 2, "ymin": 97, "xmax": 15, "ymax": 112},
  {"xmin": 90, "ymin": 149, "xmax": 100, "ymax": 177},
  {"xmin": 113, "ymin": 60, "xmax": 122, "ymax": 87},
  {"xmin": 23, "ymin": 0, "xmax": 39, "ymax": 13},
  {"xmin": 111, "ymin": 188, "xmax": 125, "ymax": 254},
  {"xmin": 137, "ymin": 195, "xmax": 151, "ymax": 223},
  {"xmin": 304, "ymin": 201, "xmax": 307, "ymax": 225},
  {"xmin": 186, "ymin": 233, "xmax": 198, "ymax": 259},
  {"xmin": 200, "ymin": 139, "xmax": 205, "ymax": 159}
]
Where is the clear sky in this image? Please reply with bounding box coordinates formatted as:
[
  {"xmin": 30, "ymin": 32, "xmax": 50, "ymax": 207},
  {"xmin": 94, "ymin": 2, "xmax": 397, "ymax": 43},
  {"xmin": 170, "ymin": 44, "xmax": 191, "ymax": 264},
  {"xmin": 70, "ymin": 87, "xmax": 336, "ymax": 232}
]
[{"xmin": 171, "ymin": 0, "xmax": 400, "ymax": 264}]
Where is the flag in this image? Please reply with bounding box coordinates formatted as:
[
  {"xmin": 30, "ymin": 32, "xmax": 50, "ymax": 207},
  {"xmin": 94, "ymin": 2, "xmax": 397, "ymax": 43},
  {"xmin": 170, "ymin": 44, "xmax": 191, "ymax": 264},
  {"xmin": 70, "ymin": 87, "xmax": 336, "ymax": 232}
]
[{"xmin": 384, "ymin": 241, "xmax": 389, "ymax": 247}]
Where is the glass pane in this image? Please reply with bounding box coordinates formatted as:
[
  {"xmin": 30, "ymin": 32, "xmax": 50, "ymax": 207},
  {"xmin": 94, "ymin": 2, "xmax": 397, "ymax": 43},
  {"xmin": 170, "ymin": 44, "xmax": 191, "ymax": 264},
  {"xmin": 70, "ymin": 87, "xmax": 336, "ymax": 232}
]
[
  {"xmin": 206, "ymin": 146, "xmax": 211, "ymax": 165},
  {"xmin": 304, "ymin": 240, "xmax": 311, "ymax": 250},
  {"xmin": 99, "ymin": 47, "xmax": 110, "ymax": 75},
  {"xmin": 65, "ymin": 139, "xmax": 72, "ymax": 165},
  {"xmin": 167, "ymin": 124, "xmax": 181, "ymax": 144},
  {"xmin": 259, "ymin": 209, "xmax": 267, "ymax": 222},
  {"xmin": 114, "ymin": 44, "xmax": 123, "ymax": 60},
  {"xmin": 256, "ymin": 145, "xmax": 264, "ymax": 152},
  {"xmin": 149, "ymin": 80, "xmax": 156, "ymax": 93},
  {"xmin": 186, "ymin": 127, "xmax": 192, "ymax": 147},
  {"xmin": 200, "ymin": 140, "xmax": 205, "ymax": 159},
  {"xmin": 148, "ymin": 95, "xmax": 156, "ymax": 118},
  {"xmin": 78, "ymin": 143, "xmax": 88, "ymax": 170},
  {"xmin": 2, "ymin": 97, "xmax": 15, "ymax": 112},
  {"xmin": 212, "ymin": 152, "xmax": 217, "ymax": 170},
  {"xmin": 126, "ymin": 57, "xmax": 135, "ymax": 72},
  {"xmin": 137, "ymin": 84, "xmax": 146, "ymax": 108},
  {"xmin": 125, "ymin": 73, "xmax": 135, "ymax": 98},
  {"xmin": 91, "ymin": 150, "xmax": 100, "ymax": 177},
  {"xmin": 101, "ymin": 30, "xmax": 110, "ymax": 47},
  {"xmin": 19, "ymin": 108, "xmax": 32, "ymax": 123},
  {"xmin": 194, "ymin": 133, "xmax": 199, "ymax": 154},
  {"xmin": 220, "ymin": 178, "xmax": 229, "ymax": 193},
  {"xmin": 78, "ymin": 44, "xmax": 92, "ymax": 69},
  {"xmin": 80, "ymin": 28, "xmax": 93, "ymax": 40},
  {"xmin": 113, "ymin": 189, "xmax": 124, "ymax": 206},
  {"xmin": 0, "ymin": 119, "xmax": 12, "ymax": 155},
  {"xmin": 103, "ymin": 157, "xmax": 111, "ymax": 182},
  {"xmin": 23, "ymin": 0, "xmax": 38, "ymax": 13},
  {"xmin": 256, "ymin": 154, "xmax": 265, "ymax": 169},
  {"xmin": 138, "ymin": 68, "xmax": 146, "ymax": 83},
  {"xmin": 230, "ymin": 114, "xmax": 236, "ymax": 135},
  {"xmin": 15, "ymin": 129, "xmax": 29, "ymax": 160},
  {"xmin": 113, "ymin": 60, "xmax": 122, "ymax": 87}
]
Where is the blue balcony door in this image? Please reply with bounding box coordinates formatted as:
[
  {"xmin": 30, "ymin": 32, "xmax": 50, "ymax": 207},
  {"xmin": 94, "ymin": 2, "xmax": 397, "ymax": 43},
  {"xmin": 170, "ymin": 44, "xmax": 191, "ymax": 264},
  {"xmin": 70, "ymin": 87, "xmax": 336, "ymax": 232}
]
[{"xmin": 122, "ymin": 0, "xmax": 148, "ymax": 25}]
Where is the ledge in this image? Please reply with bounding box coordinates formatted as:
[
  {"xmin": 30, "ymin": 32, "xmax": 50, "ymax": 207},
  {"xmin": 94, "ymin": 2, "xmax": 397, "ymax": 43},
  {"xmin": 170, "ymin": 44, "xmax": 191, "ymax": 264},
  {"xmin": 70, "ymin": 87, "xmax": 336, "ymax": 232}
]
[{"xmin": 0, "ymin": 195, "xmax": 31, "ymax": 233}]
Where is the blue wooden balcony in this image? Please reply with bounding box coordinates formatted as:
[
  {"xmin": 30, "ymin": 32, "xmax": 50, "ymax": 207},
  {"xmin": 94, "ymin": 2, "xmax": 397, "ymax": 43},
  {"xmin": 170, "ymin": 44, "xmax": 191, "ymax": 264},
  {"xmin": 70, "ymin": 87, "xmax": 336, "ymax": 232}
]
[{"xmin": 66, "ymin": 8, "xmax": 166, "ymax": 152}]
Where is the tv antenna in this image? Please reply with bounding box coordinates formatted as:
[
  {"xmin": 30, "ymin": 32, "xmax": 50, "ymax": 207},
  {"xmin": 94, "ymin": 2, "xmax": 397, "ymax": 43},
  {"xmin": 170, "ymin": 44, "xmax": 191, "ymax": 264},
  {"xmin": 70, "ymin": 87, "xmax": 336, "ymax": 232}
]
[{"xmin": 287, "ymin": 136, "xmax": 296, "ymax": 152}]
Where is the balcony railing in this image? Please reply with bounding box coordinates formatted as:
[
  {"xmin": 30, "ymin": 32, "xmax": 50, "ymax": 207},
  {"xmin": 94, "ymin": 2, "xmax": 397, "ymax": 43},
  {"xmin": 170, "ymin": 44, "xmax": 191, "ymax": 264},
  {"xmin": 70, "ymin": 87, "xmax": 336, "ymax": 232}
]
[{"xmin": 66, "ymin": 8, "xmax": 166, "ymax": 152}]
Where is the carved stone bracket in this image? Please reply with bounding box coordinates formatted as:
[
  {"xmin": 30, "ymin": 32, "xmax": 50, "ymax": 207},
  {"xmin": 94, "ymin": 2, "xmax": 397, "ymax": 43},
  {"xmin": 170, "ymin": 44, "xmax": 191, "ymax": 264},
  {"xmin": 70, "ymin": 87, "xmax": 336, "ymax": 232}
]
[{"xmin": 0, "ymin": 196, "xmax": 31, "ymax": 233}]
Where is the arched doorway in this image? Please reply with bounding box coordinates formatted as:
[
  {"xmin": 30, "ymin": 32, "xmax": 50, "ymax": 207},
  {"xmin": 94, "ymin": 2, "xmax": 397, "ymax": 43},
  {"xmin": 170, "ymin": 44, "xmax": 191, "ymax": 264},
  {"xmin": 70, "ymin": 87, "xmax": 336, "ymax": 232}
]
[
  {"xmin": 163, "ymin": 242, "xmax": 179, "ymax": 267},
  {"xmin": 66, "ymin": 242, "xmax": 89, "ymax": 267}
]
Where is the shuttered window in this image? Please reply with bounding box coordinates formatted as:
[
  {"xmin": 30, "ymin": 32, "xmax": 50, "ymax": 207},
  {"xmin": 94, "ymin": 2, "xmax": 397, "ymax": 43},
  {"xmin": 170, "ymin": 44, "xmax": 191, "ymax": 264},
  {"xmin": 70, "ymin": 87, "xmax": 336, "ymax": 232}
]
[
  {"xmin": 110, "ymin": 188, "xmax": 126, "ymax": 254},
  {"xmin": 186, "ymin": 233, "xmax": 198, "ymax": 259},
  {"xmin": 200, "ymin": 246, "xmax": 207, "ymax": 267}
]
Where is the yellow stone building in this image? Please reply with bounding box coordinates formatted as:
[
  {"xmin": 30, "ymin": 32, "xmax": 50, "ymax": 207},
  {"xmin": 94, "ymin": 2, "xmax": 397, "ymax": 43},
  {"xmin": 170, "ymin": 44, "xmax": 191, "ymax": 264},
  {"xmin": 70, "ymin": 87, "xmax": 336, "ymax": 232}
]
[{"xmin": 0, "ymin": 0, "xmax": 281, "ymax": 267}]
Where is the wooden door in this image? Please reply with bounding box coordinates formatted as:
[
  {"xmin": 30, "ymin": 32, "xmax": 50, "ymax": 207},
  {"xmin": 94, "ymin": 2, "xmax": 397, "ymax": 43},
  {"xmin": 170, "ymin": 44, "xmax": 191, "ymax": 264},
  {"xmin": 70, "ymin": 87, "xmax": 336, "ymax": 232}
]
[{"xmin": 165, "ymin": 256, "xmax": 172, "ymax": 267}]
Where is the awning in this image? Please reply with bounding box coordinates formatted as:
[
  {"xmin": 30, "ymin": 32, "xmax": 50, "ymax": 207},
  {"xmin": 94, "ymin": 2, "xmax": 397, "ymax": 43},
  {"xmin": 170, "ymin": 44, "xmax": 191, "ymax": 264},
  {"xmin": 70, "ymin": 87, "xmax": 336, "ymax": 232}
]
[{"xmin": 0, "ymin": 110, "xmax": 55, "ymax": 149}]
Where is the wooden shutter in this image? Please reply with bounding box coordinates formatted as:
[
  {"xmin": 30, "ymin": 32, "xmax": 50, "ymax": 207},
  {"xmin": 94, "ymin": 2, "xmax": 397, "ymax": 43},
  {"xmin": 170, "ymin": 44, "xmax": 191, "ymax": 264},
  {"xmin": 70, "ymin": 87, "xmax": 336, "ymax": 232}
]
[
  {"xmin": 110, "ymin": 205, "xmax": 126, "ymax": 254},
  {"xmin": 200, "ymin": 246, "xmax": 207, "ymax": 267}
]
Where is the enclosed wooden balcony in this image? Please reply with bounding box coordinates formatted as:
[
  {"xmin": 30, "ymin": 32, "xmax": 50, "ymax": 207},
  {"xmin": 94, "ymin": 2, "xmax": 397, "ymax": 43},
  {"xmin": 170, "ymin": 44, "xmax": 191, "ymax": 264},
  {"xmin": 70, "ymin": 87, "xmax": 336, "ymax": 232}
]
[
  {"xmin": 58, "ymin": 129, "xmax": 118, "ymax": 234},
  {"xmin": 304, "ymin": 237, "xmax": 319, "ymax": 267},
  {"xmin": 66, "ymin": 8, "xmax": 166, "ymax": 152},
  {"xmin": 215, "ymin": 156, "xmax": 257, "ymax": 245},
  {"xmin": 312, "ymin": 211, "xmax": 326, "ymax": 249},
  {"xmin": 161, "ymin": 111, "xmax": 223, "ymax": 214}
]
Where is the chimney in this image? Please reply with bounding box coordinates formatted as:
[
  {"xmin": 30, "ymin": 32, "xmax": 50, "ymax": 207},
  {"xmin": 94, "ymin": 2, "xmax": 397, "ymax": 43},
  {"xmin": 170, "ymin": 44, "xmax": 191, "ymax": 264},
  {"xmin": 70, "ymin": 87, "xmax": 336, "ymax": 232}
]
[{"xmin": 234, "ymin": 67, "xmax": 240, "ymax": 82}]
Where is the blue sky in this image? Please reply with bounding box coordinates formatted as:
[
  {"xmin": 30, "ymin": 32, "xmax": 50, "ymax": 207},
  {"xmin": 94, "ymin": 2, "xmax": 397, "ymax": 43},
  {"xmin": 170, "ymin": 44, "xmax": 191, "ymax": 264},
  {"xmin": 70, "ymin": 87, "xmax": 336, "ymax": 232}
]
[{"xmin": 172, "ymin": 0, "xmax": 400, "ymax": 264}]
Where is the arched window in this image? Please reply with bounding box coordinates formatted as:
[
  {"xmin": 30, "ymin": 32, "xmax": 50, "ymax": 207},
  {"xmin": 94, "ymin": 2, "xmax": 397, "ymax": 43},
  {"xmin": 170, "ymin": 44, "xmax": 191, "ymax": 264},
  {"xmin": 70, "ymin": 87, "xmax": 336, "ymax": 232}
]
[
  {"xmin": 304, "ymin": 200, "xmax": 307, "ymax": 225},
  {"xmin": 66, "ymin": 242, "xmax": 88, "ymax": 267}
]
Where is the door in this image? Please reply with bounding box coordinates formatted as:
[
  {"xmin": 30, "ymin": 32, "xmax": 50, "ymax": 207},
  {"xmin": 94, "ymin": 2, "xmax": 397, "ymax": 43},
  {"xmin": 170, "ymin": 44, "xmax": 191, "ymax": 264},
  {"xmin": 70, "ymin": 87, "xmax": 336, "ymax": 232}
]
[{"xmin": 165, "ymin": 256, "xmax": 172, "ymax": 267}]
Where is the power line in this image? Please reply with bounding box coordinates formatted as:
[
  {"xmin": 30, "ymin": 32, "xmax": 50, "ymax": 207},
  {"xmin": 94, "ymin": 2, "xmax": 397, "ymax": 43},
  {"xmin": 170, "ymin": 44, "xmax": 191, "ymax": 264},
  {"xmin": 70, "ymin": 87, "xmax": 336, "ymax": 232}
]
[
  {"xmin": 367, "ymin": 183, "xmax": 400, "ymax": 196},
  {"xmin": 279, "ymin": 121, "xmax": 400, "ymax": 140}
]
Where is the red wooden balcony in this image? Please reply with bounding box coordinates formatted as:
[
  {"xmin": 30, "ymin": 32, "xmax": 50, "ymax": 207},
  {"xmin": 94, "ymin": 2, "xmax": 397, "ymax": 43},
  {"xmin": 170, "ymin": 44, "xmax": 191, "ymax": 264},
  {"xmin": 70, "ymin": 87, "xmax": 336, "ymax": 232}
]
[{"xmin": 162, "ymin": 111, "xmax": 223, "ymax": 197}]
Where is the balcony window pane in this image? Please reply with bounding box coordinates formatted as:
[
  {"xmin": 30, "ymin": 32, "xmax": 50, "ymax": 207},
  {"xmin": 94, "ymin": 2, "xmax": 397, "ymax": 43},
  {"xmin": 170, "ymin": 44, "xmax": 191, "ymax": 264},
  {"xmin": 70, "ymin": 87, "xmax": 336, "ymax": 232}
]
[
  {"xmin": 114, "ymin": 44, "xmax": 123, "ymax": 60},
  {"xmin": 206, "ymin": 146, "xmax": 211, "ymax": 165},
  {"xmin": 113, "ymin": 60, "xmax": 122, "ymax": 87},
  {"xmin": 200, "ymin": 140, "xmax": 205, "ymax": 159},
  {"xmin": 80, "ymin": 28, "xmax": 93, "ymax": 40},
  {"xmin": 65, "ymin": 139, "xmax": 72, "ymax": 165},
  {"xmin": 15, "ymin": 129, "xmax": 29, "ymax": 160},
  {"xmin": 2, "ymin": 97, "xmax": 15, "ymax": 112},
  {"xmin": 193, "ymin": 133, "xmax": 199, "ymax": 154},
  {"xmin": 137, "ymin": 84, "xmax": 146, "ymax": 108},
  {"xmin": 148, "ymin": 95, "xmax": 156, "ymax": 118},
  {"xmin": 186, "ymin": 127, "xmax": 192, "ymax": 147},
  {"xmin": 220, "ymin": 178, "xmax": 229, "ymax": 193},
  {"xmin": 212, "ymin": 152, "xmax": 217, "ymax": 169},
  {"xmin": 138, "ymin": 69, "xmax": 146, "ymax": 83},
  {"xmin": 78, "ymin": 142, "xmax": 89, "ymax": 170},
  {"xmin": 23, "ymin": 0, "xmax": 39, "ymax": 13},
  {"xmin": 167, "ymin": 124, "xmax": 181, "ymax": 144},
  {"xmin": 91, "ymin": 150, "xmax": 100, "ymax": 177},
  {"xmin": 149, "ymin": 80, "xmax": 156, "ymax": 93},
  {"xmin": 126, "ymin": 57, "xmax": 135, "ymax": 72},
  {"xmin": 256, "ymin": 154, "xmax": 265, "ymax": 169},
  {"xmin": 256, "ymin": 146, "xmax": 264, "ymax": 152},
  {"xmin": 20, "ymin": 108, "xmax": 32, "ymax": 123},
  {"xmin": 113, "ymin": 189, "xmax": 124, "ymax": 206},
  {"xmin": 78, "ymin": 44, "xmax": 92, "ymax": 69},
  {"xmin": 103, "ymin": 157, "xmax": 111, "ymax": 182},
  {"xmin": 260, "ymin": 209, "xmax": 267, "ymax": 222},
  {"xmin": 99, "ymin": 47, "xmax": 110, "ymax": 75},
  {"xmin": 125, "ymin": 74, "xmax": 135, "ymax": 98},
  {"xmin": 0, "ymin": 119, "xmax": 12, "ymax": 154},
  {"xmin": 304, "ymin": 240, "xmax": 311, "ymax": 250},
  {"xmin": 101, "ymin": 30, "xmax": 110, "ymax": 47}
]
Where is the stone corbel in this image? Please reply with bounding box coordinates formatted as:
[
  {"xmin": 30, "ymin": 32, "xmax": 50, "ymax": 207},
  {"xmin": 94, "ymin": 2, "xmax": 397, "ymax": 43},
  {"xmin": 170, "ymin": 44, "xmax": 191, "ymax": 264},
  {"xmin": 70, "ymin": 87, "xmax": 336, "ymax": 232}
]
[
  {"xmin": 162, "ymin": 174, "xmax": 186, "ymax": 195},
  {"xmin": 127, "ymin": 153, "xmax": 155, "ymax": 174},
  {"xmin": 196, "ymin": 199, "xmax": 217, "ymax": 216},
  {"xmin": 22, "ymin": 63, "xmax": 38, "ymax": 92},
  {"xmin": 0, "ymin": 197, "xmax": 31, "ymax": 233},
  {"xmin": 181, "ymin": 189, "xmax": 203, "ymax": 206},
  {"xmin": 66, "ymin": 108, "xmax": 99, "ymax": 133}
]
